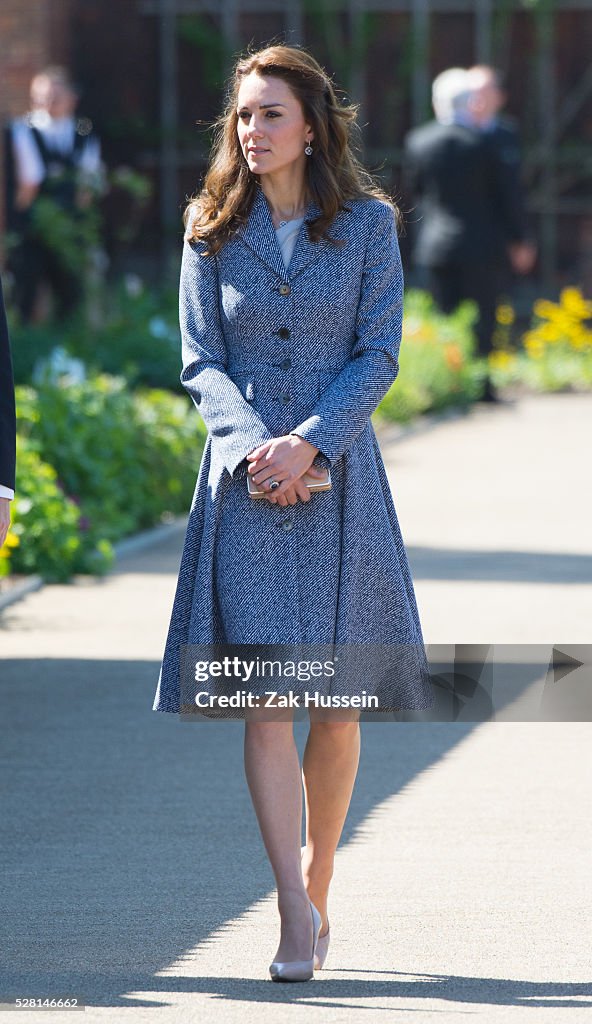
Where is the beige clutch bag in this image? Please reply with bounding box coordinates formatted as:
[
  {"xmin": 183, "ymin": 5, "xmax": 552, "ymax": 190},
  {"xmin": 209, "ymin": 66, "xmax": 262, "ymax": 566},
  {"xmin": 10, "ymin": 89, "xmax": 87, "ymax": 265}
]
[{"xmin": 247, "ymin": 467, "xmax": 332, "ymax": 498}]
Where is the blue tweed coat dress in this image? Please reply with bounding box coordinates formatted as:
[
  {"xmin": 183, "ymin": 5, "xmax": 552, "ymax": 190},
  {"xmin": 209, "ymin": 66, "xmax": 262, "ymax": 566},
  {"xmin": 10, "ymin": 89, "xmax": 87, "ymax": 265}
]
[{"xmin": 152, "ymin": 187, "xmax": 434, "ymax": 715}]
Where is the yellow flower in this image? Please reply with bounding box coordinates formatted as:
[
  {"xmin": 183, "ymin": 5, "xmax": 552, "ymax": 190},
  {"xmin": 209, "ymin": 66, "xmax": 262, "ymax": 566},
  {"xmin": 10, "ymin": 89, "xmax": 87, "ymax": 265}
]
[
  {"xmin": 533, "ymin": 298, "xmax": 558, "ymax": 320},
  {"xmin": 537, "ymin": 322, "xmax": 563, "ymax": 343},
  {"xmin": 560, "ymin": 287, "xmax": 592, "ymax": 319},
  {"xmin": 496, "ymin": 304, "xmax": 515, "ymax": 325},
  {"xmin": 569, "ymin": 329, "xmax": 592, "ymax": 350},
  {"xmin": 488, "ymin": 350, "xmax": 515, "ymax": 370},
  {"xmin": 0, "ymin": 529, "xmax": 19, "ymax": 554},
  {"xmin": 524, "ymin": 335, "xmax": 545, "ymax": 359},
  {"xmin": 526, "ymin": 287, "xmax": 592, "ymax": 356}
]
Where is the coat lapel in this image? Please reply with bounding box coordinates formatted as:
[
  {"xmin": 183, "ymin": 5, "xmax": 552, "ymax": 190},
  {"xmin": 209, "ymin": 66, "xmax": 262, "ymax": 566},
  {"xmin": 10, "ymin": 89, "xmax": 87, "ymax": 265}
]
[
  {"xmin": 285, "ymin": 198, "xmax": 330, "ymax": 280},
  {"xmin": 236, "ymin": 187, "xmax": 330, "ymax": 281},
  {"xmin": 235, "ymin": 186, "xmax": 286, "ymax": 281}
]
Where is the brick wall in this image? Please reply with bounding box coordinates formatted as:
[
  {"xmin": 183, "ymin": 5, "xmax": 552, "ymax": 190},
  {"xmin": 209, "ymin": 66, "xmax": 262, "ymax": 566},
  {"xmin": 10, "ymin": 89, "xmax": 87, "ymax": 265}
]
[
  {"xmin": 2, "ymin": 3, "xmax": 591, "ymax": 289},
  {"xmin": 0, "ymin": 0, "xmax": 73, "ymax": 243}
]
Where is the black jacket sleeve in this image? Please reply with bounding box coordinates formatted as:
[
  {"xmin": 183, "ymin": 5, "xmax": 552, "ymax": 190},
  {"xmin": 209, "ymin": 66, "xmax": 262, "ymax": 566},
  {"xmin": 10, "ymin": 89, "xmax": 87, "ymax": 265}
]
[
  {"xmin": 485, "ymin": 120, "xmax": 530, "ymax": 244},
  {"xmin": 0, "ymin": 276, "xmax": 17, "ymax": 492}
]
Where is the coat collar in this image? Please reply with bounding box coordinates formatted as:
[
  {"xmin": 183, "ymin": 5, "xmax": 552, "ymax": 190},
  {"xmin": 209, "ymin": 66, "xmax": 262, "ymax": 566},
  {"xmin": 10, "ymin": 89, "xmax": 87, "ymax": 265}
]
[{"xmin": 235, "ymin": 185, "xmax": 330, "ymax": 281}]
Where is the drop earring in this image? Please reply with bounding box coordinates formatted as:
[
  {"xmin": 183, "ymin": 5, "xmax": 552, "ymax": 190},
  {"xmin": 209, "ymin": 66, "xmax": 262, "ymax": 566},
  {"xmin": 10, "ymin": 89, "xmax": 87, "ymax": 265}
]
[{"xmin": 304, "ymin": 142, "xmax": 313, "ymax": 156}]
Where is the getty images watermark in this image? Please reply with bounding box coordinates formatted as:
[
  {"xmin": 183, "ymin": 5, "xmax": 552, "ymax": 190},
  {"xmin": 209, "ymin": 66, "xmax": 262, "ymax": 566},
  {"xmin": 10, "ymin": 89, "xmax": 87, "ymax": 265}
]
[
  {"xmin": 179, "ymin": 643, "xmax": 592, "ymax": 722},
  {"xmin": 180, "ymin": 642, "xmax": 431, "ymax": 719},
  {"xmin": 193, "ymin": 652, "xmax": 378, "ymax": 709}
]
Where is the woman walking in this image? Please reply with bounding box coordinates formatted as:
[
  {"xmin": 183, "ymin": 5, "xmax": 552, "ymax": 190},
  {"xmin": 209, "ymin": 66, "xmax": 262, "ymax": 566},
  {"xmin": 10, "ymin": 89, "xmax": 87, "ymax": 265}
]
[{"xmin": 153, "ymin": 44, "xmax": 433, "ymax": 981}]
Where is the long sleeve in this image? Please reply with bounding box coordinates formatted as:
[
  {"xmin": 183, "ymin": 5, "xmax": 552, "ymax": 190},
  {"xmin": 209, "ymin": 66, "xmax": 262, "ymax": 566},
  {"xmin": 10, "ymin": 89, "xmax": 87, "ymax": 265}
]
[
  {"xmin": 289, "ymin": 201, "xmax": 403, "ymax": 466},
  {"xmin": 486, "ymin": 122, "xmax": 529, "ymax": 244},
  {"xmin": 10, "ymin": 119, "xmax": 45, "ymax": 187},
  {"xmin": 0, "ymin": 276, "xmax": 16, "ymax": 494},
  {"xmin": 179, "ymin": 237, "xmax": 274, "ymax": 478}
]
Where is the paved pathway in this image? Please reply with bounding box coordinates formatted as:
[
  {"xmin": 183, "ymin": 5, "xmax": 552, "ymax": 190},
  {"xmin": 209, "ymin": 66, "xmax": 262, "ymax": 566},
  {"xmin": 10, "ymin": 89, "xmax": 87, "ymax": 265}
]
[
  {"xmin": 381, "ymin": 392, "xmax": 592, "ymax": 643},
  {"xmin": 1, "ymin": 394, "xmax": 591, "ymax": 1022}
]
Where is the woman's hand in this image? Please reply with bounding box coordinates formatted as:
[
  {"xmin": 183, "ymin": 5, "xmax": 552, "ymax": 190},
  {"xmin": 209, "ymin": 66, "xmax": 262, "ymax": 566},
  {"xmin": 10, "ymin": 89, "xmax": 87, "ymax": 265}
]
[
  {"xmin": 246, "ymin": 435, "xmax": 326, "ymax": 507},
  {"xmin": 0, "ymin": 498, "xmax": 11, "ymax": 548}
]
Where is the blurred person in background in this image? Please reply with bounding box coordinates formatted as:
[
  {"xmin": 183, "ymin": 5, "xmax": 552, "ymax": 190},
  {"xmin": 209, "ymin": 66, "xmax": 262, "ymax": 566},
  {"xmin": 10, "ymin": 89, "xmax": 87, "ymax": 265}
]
[
  {"xmin": 403, "ymin": 68, "xmax": 533, "ymax": 401},
  {"xmin": 5, "ymin": 66, "xmax": 104, "ymax": 324},
  {"xmin": 0, "ymin": 276, "xmax": 16, "ymax": 547},
  {"xmin": 466, "ymin": 65, "xmax": 536, "ymax": 278}
]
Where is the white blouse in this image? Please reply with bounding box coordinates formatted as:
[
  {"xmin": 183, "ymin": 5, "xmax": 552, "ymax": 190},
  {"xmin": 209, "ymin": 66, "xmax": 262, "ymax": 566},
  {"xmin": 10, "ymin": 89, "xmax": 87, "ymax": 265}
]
[{"xmin": 275, "ymin": 217, "xmax": 305, "ymax": 269}]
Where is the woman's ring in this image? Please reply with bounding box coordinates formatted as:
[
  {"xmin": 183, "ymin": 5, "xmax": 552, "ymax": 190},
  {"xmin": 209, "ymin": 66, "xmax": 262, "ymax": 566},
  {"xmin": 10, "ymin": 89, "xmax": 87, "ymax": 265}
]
[{"xmin": 269, "ymin": 480, "xmax": 280, "ymax": 491}]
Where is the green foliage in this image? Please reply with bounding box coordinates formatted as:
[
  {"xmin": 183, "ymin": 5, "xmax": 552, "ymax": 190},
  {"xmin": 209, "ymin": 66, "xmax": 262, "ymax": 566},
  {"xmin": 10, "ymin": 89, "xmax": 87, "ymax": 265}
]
[
  {"xmin": 9, "ymin": 278, "xmax": 182, "ymax": 392},
  {"xmin": 5, "ymin": 283, "xmax": 489, "ymax": 580},
  {"xmin": 108, "ymin": 167, "xmax": 154, "ymax": 244},
  {"xmin": 376, "ymin": 290, "xmax": 483, "ymax": 424},
  {"xmin": 9, "ymin": 320, "xmax": 75, "ymax": 387},
  {"xmin": 6, "ymin": 166, "xmax": 153, "ymax": 328},
  {"xmin": 109, "ymin": 167, "xmax": 153, "ymax": 204},
  {"xmin": 178, "ymin": 15, "xmax": 229, "ymax": 92},
  {"xmin": 490, "ymin": 346, "xmax": 592, "ymax": 393},
  {"xmin": 67, "ymin": 277, "xmax": 182, "ymax": 390},
  {"xmin": 9, "ymin": 375, "xmax": 205, "ymax": 581},
  {"xmin": 29, "ymin": 196, "xmax": 101, "ymax": 279},
  {"xmin": 9, "ymin": 436, "xmax": 112, "ymax": 583}
]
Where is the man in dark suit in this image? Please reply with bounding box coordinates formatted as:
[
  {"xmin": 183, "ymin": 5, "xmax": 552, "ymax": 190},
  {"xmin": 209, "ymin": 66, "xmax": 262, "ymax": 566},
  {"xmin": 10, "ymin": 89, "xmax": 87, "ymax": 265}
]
[
  {"xmin": 467, "ymin": 65, "xmax": 536, "ymax": 278},
  {"xmin": 403, "ymin": 68, "xmax": 533, "ymax": 401},
  {"xmin": 0, "ymin": 276, "xmax": 16, "ymax": 547}
]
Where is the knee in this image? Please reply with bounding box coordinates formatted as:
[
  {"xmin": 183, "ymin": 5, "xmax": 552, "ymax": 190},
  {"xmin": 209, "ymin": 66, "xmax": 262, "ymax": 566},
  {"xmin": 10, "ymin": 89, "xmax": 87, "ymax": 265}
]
[{"xmin": 309, "ymin": 719, "xmax": 360, "ymax": 744}]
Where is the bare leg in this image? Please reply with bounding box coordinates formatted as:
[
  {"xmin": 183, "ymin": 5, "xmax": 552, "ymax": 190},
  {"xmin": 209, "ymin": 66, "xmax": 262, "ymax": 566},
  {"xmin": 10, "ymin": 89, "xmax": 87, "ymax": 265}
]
[
  {"xmin": 301, "ymin": 716, "xmax": 361, "ymax": 936},
  {"xmin": 244, "ymin": 713, "xmax": 314, "ymax": 963}
]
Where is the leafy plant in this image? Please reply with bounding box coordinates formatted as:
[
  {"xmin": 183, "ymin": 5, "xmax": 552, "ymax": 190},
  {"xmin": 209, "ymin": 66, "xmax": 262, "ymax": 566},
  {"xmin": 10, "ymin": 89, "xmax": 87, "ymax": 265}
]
[
  {"xmin": 9, "ymin": 277, "xmax": 182, "ymax": 392},
  {"xmin": 10, "ymin": 373, "xmax": 206, "ymax": 580},
  {"xmin": 9, "ymin": 436, "xmax": 112, "ymax": 583},
  {"xmin": 376, "ymin": 290, "xmax": 482, "ymax": 424}
]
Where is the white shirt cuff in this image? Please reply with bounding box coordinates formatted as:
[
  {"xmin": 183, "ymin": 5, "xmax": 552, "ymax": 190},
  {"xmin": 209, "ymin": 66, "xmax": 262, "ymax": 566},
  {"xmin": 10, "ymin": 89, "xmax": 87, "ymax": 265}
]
[
  {"xmin": 0, "ymin": 486, "xmax": 15, "ymax": 500},
  {"xmin": 11, "ymin": 121, "xmax": 45, "ymax": 187}
]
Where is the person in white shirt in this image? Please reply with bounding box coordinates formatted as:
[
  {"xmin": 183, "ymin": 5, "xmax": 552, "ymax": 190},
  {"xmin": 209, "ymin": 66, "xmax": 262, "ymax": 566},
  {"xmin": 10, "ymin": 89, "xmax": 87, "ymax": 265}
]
[{"xmin": 8, "ymin": 66, "xmax": 104, "ymax": 323}]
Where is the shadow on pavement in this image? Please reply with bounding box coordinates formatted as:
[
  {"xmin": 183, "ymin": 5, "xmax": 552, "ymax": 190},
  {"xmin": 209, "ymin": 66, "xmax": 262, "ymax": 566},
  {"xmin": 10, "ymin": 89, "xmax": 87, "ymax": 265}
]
[
  {"xmin": 408, "ymin": 546, "xmax": 592, "ymax": 584},
  {"xmin": 1, "ymin": 656, "xmax": 579, "ymax": 1008}
]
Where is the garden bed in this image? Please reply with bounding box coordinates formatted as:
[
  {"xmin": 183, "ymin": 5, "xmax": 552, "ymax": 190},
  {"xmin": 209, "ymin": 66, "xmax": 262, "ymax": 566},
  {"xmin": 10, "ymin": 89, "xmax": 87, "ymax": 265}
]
[{"xmin": 4, "ymin": 283, "xmax": 589, "ymax": 581}]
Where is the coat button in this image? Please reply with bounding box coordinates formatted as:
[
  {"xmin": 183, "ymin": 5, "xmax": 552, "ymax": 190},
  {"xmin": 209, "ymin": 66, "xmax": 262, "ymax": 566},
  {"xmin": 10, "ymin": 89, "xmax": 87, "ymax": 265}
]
[
  {"xmin": 277, "ymin": 327, "xmax": 290, "ymax": 340},
  {"xmin": 280, "ymin": 358, "xmax": 291, "ymax": 370},
  {"xmin": 280, "ymin": 393, "xmax": 291, "ymax": 405},
  {"xmin": 278, "ymin": 283, "xmax": 291, "ymax": 296},
  {"xmin": 281, "ymin": 519, "xmax": 293, "ymax": 532}
]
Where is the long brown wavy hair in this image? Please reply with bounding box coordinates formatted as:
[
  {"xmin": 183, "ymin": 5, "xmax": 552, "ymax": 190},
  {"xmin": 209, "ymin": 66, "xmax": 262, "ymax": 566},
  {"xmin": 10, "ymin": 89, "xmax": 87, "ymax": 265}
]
[{"xmin": 184, "ymin": 44, "xmax": 398, "ymax": 254}]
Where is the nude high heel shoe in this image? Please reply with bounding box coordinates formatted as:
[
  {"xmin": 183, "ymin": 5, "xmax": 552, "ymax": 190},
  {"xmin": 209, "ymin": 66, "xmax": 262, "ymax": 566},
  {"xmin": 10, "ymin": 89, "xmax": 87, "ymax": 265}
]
[
  {"xmin": 269, "ymin": 899, "xmax": 321, "ymax": 982},
  {"xmin": 301, "ymin": 845, "xmax": 331, "ymax": 970},
  {"xmin": 314, "ymin": 920, "xmax": 330, "ymax": 970}
]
